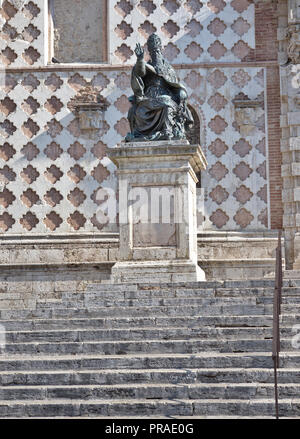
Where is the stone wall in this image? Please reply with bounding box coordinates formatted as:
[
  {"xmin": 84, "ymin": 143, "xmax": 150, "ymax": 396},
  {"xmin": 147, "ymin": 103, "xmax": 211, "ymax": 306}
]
[
  {"xmin": 51, "ymin": 0, "xmax": 107, "ymax": 63},
  {"xmin": 0, "ymin": 0, "xmax": 283, "ymax": 241}
]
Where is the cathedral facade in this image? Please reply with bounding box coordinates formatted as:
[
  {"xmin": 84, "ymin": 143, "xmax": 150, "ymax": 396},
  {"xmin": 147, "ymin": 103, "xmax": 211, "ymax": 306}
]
[{"xmin": 0, "ymin": 0, "xmax": 296, "ymax": 280}]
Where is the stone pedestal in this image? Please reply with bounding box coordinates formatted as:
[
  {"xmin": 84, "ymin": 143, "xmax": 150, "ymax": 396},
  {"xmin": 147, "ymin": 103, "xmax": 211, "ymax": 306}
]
[{"xmin": 108, "ymin": 140, "xmax": 207, "ymax": 283}]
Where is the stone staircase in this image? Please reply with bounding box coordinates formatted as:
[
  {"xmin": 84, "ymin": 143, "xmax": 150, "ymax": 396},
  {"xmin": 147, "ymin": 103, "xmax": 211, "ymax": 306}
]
[{"xmin": 0, "ymin": 278, "xmax": 299, "ymax": 418}]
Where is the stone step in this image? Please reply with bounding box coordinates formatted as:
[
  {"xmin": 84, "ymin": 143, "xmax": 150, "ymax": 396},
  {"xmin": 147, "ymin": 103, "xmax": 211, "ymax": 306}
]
[
  {"xmin": 0, "ymin": 352, "xmax": 298, "ymax": 371},
  {"xmin": 32, "ymin": 295, "xmax": 300, "ymax": 309},
  {"xmin": 1, "ymin": 313, "xmax": 300, "ymax": 331},
  {"xmin": 3, "ymin": 303, "xmax": 299, "ymax": 319},
  {"xmin": 1, "ymin": 291, "xmax": 298, "ymax": 313},
  {"xmin": 7, "ymin": 284, "xmax": 294, "ymax": 305},
  {"xmin": 0, "ymin": 337, "xmax": 296, "ymax": 355},
  {"xmin": 83, "ymin": 286, "xmax": 300, "ymax": 298},
  {"xmin": 0, "ymin": 398, "xmax": 299, "ymax": 417},
  {"xmin": 0, "ymin": 368, "xmax": 300, "ymax": 386},
  {"xmin": 0, "ymin": 315, "xmax": 274, "ymax": 330},
  {"xmin": 87, "ymin": 280, "xmax": 273, "ymax": 291},
  {"xmin": 35, "ymin": 297, "xmax": 259, "ymax": 309},
  {"xmin": 0, "ymin": 382, "xmax": 298, "ymax": 401},
  {"xmin": 86, "ymin": 279, "xmax": 300, "ymax": 290},
  {"xmin": 1, "ymin": 326, "xmax": 296, "ymax": 343},
  {"xmin": 1, "ymin": 304, "xmax": 297, "ymax": 319},
  {"xmin": 63, "ymin": 287, "xmax": 300, "ymax": 299},
  {"xmin": 0, "ymin": 352, "xmax": 275, "ymax": 370}
]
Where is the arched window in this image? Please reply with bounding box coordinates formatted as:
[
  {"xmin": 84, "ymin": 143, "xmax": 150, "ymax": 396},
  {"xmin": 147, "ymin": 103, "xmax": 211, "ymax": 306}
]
[
  {"xmin": 186, "ymin": 105, "xmax": 201, "ymax": 146},
  {"xmin": 48, "ymin": 0, "xmax": 107, "ymax": 63},
  {"xmin": 186, "ymin": 105, "xmax": 204, "ymax": 188}
]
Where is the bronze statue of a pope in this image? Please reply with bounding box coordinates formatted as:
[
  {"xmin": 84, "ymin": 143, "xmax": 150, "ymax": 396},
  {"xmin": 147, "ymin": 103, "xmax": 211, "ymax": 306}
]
[{"xmin": 125, "ymin": 34, "xmax": 193, "ymax": 142}]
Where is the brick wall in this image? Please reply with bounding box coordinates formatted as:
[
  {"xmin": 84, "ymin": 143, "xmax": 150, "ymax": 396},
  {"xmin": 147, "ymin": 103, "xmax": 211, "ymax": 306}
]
[{"xmin": 266, "ymin": 66, "xmax": 283, "ymax": 229}]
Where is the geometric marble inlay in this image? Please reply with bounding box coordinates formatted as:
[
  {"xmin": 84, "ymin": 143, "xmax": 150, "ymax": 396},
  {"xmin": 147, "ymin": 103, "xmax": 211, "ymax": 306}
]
[
  {"xmin": 184, "ymin": 0, "xmax": 203, "ymax": 14},
  {"xmin": 184, "ymin": 42, "xmax": 203, "ymax": 61},
  {"xmin": 232, "ymin": 40, "xmax": 251, "ymax": 60},
  {"xmin": 44, "ymin": 188, "xmax": 63, "ymax": 207},
  {"xmin": 0, "ymin": 212, "xmax": 15, "ymax": 231},
  {"xmin": 208, "ymin": 139, "xmax": 228, "ymax": 158},
  {"xmin": 233, "ymin": 207, "xmax": 254, "ymax": 228},
  {"xmin": 20, "ymin": 165, "xmax": 39, "ymax": 184},
  {"xmin": 22, "ymin": 118, "xmax": 39, "ymax": 138},
  {"xmin": 208, "ymin": 93, "xmax": 227, "ymax": 112},
  {"xmin": 161, "ymin": 0, "xmax": 180, "ymax": 15},
  {"xmin": 22, "ymin": 2, "xmax": 41, "ymax": 19},
  {"xmin": 0, "ymin": 1, "xmax": 17, "ymax": 20},
  {"xmin": 184, "ymin": 71, "xmax": 202, "ymax": 90},
  {"xmin": 257, "ymin": 184, "xmax": 267, "ymax": 203},
  {"xmin": 0, "ymin": 165, "xmax": 16, "ymax": 183},
  {"xmin": 231, "ymin": 0, "xmax": 250, "ymax": 13},
  {"xmin": 67, "ymin": 188, "xmax": 86, "ymax": 207},
  {"xmin": 45, "ymin": 73, "xmax": 63, "ymax": 92},
  {"xmin": 44, "ymin": 142, "xmax": 63, "ymax": 161},
  {"xmin": 256, "ymin": 161, "xmax": 267, "ymax": 180},
  {"xmin": 0, "ymin": 187, "xmax": 15, "ymax": 208},
  {"xmin": 20, "ymin": 188, "xmax": 39, "ymax": 207},
  {"xmin": 208, "ymin": 40, "xmax": 227, "ymax": 60},
  {"xmin": 163, "ymin": 43, "xmax": 180, "ymax": 62},
  {"xmin": 43, "ymin": 211, "xmax": 63, "ymax": 231},
  {"xmin": 210, "ymin": 208, "xmax": 229, "ymax": 228},
  {"xmin": 208, "ymin": 116, "xmax": 228, "ymax": 134},
  {"xmin": 20, "ymin": 212, "xmax": 39, "ymax": 231},
  {"xmin": 233, "ymin": 161, "xmax": 252, "ymax": 181},
  {"xmin": 233, "ymin": 139, "xmax": 252, "ymax": 158},
  {"xmin": 208, "ymin": 18, "xmax": 226, "ymax": 37},
  {"xmin": 67, "ymin": 142, "xmax": 86, "ymax": 160},
  {"xmin": 231, "ymin": 69, "xmax": 251, "ymax": 88},
  {"xmin": 22, "ymin": 97, "xmax": 40, "ymax": 115},
  {"xmin": 0, "ymin": 142, "xmax": 16, "ymax": 161},
  {"xmin": 184, "ymin": 19, "xmax": 203, "ymax": 37},
  {"xmin": 92, "ymin": 141, "xmax": 107, "ymax": 160},
  {"xmin": 67, "ymin": 165, "xmax": 86, "ymax": 184},
  {"xmin": 231, "ymin": 17, "xmax": 251, "ymax": 37},
  {"xmin": 209, "ymin": 161, "xmax": 228, "ymax": 181},
  {"xmin": 207, "ymin": 0, "xmax": 226, "ymax": 13},
  {"xmin": 233, "ymin": 185, "xmax": 253, "ymax": 204},
  {"xmin": 209, "ymin": 185, "xmax": 229, "ymax": 205},
  {"xmin": 115, "ymin": 0, "xmax": 134, "ymax": 17},
  {"xmin": 67, "ymin": 211, "xmax": 87, "ymax": 230},
  {"xmin": 0, "ymin": 96, "xmax": 16, "ymax": 116},
  {"xmin": 44, "ymin": 165, "xmax": 63, "ymax": 184},
  {"xmin": 207, "ymin": 69, "xmax": 227, "ymax": 89}
]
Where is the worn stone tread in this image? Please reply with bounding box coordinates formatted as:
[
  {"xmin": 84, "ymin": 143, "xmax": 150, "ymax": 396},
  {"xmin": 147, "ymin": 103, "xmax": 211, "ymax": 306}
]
[{"xmin": 0, "ymin": 279, "xmax": 299, "ymax": 418}]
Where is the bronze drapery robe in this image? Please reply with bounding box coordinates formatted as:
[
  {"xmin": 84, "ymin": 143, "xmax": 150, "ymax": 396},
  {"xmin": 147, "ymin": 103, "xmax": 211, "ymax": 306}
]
[{"xmin": 126, "ymin": 58, "xmax": 193, "ymax": 141}]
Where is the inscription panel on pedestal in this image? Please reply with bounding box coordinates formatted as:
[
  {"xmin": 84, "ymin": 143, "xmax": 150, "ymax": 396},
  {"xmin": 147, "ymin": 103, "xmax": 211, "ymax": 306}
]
[{"xmin": 131, "ymin": 185, "xmax": 176, "ymax": 247}]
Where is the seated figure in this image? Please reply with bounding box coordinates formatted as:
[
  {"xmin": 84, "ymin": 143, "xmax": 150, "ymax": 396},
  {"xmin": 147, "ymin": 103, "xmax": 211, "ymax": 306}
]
[{"xmin": 125, "ymin": 34, "xmax": 193, "ymax": 142}]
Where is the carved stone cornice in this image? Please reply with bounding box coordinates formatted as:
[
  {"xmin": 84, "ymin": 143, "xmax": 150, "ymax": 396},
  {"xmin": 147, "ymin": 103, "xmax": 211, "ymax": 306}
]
[
  {"xmin": 232, "ymin": 92, "xmax": 264, "ymax": 108},
  {"xmin": 67, "ymin": 85, "xmax": 109, "ymax": 131}
]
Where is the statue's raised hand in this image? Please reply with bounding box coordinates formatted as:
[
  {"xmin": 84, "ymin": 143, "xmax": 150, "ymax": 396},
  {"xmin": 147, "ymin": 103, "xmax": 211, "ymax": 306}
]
[{"xmin": 135, "ymin": 43, "xmax": 144, "ymax": 59}]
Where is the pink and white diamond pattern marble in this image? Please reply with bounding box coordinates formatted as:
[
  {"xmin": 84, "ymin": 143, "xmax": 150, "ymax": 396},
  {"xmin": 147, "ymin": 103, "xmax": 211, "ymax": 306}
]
[
  {"xmin": 180, "ymin": 66, "xmax": 268, "ymax": 231},
  {"xmin": 0, "ymin": 65, "xmax": 268, "ymax": 234},
  {"xmin": 0, "ymin": 0, "xmax": 46, "ymax": 68},
  {"xmin": 110, "ymin": 0, "xmax": 255, "ymax": 65},
  {"xmin": 0, "ymin": 1, "xmax": 268, "ymax": 234}
]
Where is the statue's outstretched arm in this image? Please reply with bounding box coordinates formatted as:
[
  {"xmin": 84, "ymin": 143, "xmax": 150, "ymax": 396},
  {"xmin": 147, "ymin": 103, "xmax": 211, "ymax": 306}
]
[{"xmin": 134, "ymin": 43, "xmax": 146, "ymax": 77}]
